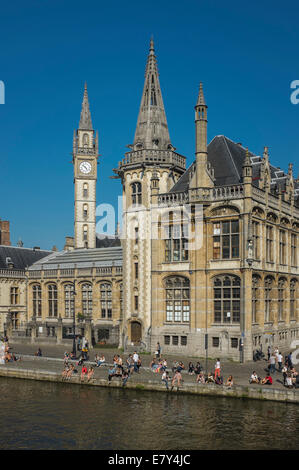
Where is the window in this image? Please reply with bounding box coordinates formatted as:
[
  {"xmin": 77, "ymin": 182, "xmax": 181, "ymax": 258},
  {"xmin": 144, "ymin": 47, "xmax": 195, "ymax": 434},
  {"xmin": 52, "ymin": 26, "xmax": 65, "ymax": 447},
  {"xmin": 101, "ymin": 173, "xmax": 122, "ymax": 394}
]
[
  {"xmin": 82, "ymin": 283, "xmax": 92, "ymax": 317},
  {"xmin": 134, "ymin": 295, "xmax": 139, "ymax": 311},
  {"xmin": 11, "ymin": 312, "xmax": 19, "ymax": 330},
  {"xmin": 266, "ymin": 225, "xmax": 274, "ymax": 262},
  {"xmin": 213, "ymin": 275, "xmax": 241, "ymax": 323},
  {"xmin": 83, "ymin": 225, "xmax": 88, "ymax": 241},
  {"xmin": 212, "ymin": 220, "xmax": 239, "ymax": 259},
  {"xmin": 164, "ymin": 335, "xmax": 170, "ymax": 345},
  {"xmin": 32, "ymin": 285, "xmax": 42, "ymax": 317},
  {"xmin": 212, "ymin": 337, "xmax": 219, "ymax": 348},
  {"xmin": 83, "ymin": 133, "xmax": 89, "ymax": 147},
  {"xmin": 131, "ymin": 182, "xmax": 142, "ymax": 205},
  {"xmin": 264, "ymin": 277, "xmax": 273, "ymax": 322},
  {"xmin": 164, "ymin": 224, "xmax": 188, "ymax": 262},
  {"xmin": 181, "ymin": 336, "xmax": 187, "ymax": 346},
  {"xmin": 83, "ymin": 183, "xmax": 88, "ymax": 198},
  {"xmin": 48, "ymin": 284, "xmax": 58, "ymax": 317},
  {"xmin": 165, "ymin": 277, "xmax": 190, "ymax": 323},
  {"xmin": 83, "ymin": 204, "xmax": 88, "ymax": 219},
  {"xmin": 100, "ymin": 283, "xmax": 112, "ymax": 319},
  {"xmin": 64, "ymin": 284, "xmax": 74, "ymax": 318},
  {"xmin": 278, "ymin": 278, "xmax": 286, "ymax": 321},
  {"xmin": 279, "ymin": 230, "xmax": 286, "ymax": 265},
  {"xmin": 290, "ymin": 280, "xmax": 297, "ymax": 320},
  {"xmin": 172, "ymin": 335, "xmax": 179, "ymax": 346},
  {"xmin": 291, "ymin": 234, "xmax": 297, "ymax": 267},
  {"xmin": 252, "ymin": 275, "xmax": 260, "ymax": 324},
  {"xmin": 135, "ymin": 263, "xmax": 138, "ymax": 279},
  {"xmin": 97, "ymin": 329, "xmax": 109, "ymax": 341},
  {"xmin": 134, "ymin": 227, "xmax": 139, "ymax": 244},
  {"xmin": 10, "ymin": 287, "xmax": 19, "ymax": 305},
  {"xmin": 252, "ymin": 221, "xmax": 260, "ymax": 259},
  {"xmin": 119, "ymin": 283, "xmax": 123, "ymax": 318},
  {"xmin": 231, "ymin": 338, "xmax": 238, "ymax": 349}
]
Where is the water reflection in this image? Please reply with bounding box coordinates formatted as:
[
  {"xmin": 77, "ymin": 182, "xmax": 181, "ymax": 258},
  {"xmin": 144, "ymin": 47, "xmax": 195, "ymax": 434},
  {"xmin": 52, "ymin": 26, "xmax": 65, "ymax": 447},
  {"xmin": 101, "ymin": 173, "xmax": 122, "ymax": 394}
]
[{"xmin": 0, "ymin": 378, "xmax": 298, "ymax": 450}]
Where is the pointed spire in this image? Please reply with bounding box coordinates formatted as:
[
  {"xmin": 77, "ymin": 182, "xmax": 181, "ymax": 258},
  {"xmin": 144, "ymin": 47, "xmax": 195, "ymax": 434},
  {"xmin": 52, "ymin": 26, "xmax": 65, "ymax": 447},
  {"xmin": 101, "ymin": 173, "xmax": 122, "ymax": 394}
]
[
  {"xmin": 133, "ymin": 38, "xmax": 172, "ymax": 150},
  {"xmin": 196, "ymin": 82, "xmax": 206, "ymax": 107},
  {"xmin": 79, "ymin": 82, "xmax": 93, "ymax": 130}
]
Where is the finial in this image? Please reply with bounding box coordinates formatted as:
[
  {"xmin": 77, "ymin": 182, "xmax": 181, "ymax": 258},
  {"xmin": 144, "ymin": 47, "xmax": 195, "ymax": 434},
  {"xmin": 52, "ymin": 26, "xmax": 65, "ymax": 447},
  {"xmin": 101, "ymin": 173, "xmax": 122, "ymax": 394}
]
[
  {"xmin": 263, "ymin": 146, "xmax": 269, "ymax": 160},
  {"xmin": 196, "ymin": 82, "xmax": 206, "ymax": 106},
  {"xmin": 149, "ymin": 36, "xmax": 155, "ymax": 55}
]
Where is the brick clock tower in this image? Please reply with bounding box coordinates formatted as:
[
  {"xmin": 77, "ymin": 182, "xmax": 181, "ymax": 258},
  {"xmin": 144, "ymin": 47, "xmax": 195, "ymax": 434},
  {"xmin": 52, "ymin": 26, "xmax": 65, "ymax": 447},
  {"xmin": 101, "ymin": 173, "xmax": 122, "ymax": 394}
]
[{"xmin": 72, "ymin": 83, "xmax": 99, "ymax": 249}]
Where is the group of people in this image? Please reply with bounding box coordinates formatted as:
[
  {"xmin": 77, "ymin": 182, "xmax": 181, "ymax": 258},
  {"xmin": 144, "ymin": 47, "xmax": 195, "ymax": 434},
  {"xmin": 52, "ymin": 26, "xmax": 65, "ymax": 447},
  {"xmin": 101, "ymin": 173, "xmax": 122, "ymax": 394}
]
[
  {"xmin": 107, "ymin": 351, "xmax": 142, "ymax": 386},
  {"xmin": 61, "ymin": 362, "xmax": 95, "ymax": 382},
  {"xmin": 0, "ymin": 337, "xmax": 21, "ymax": 363}
]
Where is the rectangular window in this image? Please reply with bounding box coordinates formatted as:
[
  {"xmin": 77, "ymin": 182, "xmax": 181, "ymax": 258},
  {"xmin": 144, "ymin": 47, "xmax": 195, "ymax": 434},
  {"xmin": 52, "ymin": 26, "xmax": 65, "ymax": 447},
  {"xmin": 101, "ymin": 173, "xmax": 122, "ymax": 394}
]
[
  {"xmin": 172, "ymin": 335, "xmax": 179, "ymax": 346},
  {"xmin": 10, "ymin": 287, "xmax": 19, "ymax": 305},
  {"xmin": 279, "ymin": 230, "xmax": 286, "ymax": 265},
  {"xmin": 231, "ymin": 338, "xmax": 238, "ymax": 348},
  {"xmin": 164, "ymin": 335, "xmax": 170, "ymax": 345},
  {"xmin": 134, "ymin": 296, "xmax": 138, "ymax": 311},
  {"xmin": 212, "ymin": 337, "xmax": 219, "ymax": 348},
  {"xmin": 266, "ymin": 226, "xmax": 274, "ymax": 262},
  {"xmin": 164, "ymin": 224, "xmax": 189, "ymax": 262},
  {"xmin": 291, "ymin": 234, "xmax": 297, "ymax": 267},
  {"xmin": 252, "ymin": 221, "xmax": 260, "ymax": 260},
  {"xmin": 181, "ymin": 336, "xmax": 187, "ymax": 346},
  {"xmin": 212, "ymin": 220, "xmax": 239, "ymax": 260}
]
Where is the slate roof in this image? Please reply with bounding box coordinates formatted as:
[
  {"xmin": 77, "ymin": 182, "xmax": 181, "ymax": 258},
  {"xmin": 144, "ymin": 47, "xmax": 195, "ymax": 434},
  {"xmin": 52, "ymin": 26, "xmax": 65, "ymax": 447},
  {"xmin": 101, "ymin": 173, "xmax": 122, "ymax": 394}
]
[
  {"xmin": 170, "ymin": 135, "xmax": 299, "ymax": 207},
  {"xmin": 96, "ymin": 236, "xmax": 121, "ymax": 248},
  {"xmin": 28, "ymin": 246, "xmax": 123, "ymax": 270},
  {"xmin": 0, "ymin": 246, "xmax": 52, "ymax": 271}
]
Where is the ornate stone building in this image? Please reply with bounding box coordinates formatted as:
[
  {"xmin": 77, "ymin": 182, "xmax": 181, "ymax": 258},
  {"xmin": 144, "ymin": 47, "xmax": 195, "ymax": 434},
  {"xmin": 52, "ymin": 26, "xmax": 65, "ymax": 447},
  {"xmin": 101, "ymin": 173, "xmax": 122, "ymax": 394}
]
[{"xmin": 5, "ymin": 39, "xmax": 298, "ymax": 361}]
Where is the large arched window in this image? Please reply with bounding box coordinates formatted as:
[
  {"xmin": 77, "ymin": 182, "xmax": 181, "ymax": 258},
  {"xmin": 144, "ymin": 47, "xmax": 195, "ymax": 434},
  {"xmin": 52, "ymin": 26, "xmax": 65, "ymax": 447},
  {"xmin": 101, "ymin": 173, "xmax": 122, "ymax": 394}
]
[
  {"xmin": 32, "ymin": 284, "xmax": 42, "ymax": 317},
  {"xmin": 64, "ymin": 284, "xmax": 75, "ymax": 318},
  {"xmin": 100, "ymin": 283, "xmax": 112, "ymax": 319},
  {"xmin": 213, "ymin": 275, "xmax": 241, "ymax": 323},
  {"xmin": 131, "ymin": 182, "xmax": 142, "ymax": 205},
  {"xmin": 81, "ymin": 283, "xmax": 92, "ymax": 317},
  {"xmin": 165, "ymin": 276, "xmax": 190, "ymax": 323},
  {"xmin": 48, "ymin": 284, "xmax": 58, "ymax": 317}
]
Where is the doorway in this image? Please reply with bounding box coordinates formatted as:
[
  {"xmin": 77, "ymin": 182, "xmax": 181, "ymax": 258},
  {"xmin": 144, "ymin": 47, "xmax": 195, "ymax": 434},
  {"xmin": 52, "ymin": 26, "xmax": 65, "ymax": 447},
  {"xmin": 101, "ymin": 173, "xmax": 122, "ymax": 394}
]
[{"xmin": 130, "ymin": 321, "xmax": 142, "ymax": 345}]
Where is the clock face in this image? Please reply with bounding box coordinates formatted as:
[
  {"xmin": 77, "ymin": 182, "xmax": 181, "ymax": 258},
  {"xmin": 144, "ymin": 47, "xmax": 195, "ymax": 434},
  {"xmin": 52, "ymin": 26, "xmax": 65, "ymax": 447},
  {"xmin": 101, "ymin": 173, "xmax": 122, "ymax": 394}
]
[{"xmin": 79, "ymin": 161, "xmax": 92, "ymax": 174}]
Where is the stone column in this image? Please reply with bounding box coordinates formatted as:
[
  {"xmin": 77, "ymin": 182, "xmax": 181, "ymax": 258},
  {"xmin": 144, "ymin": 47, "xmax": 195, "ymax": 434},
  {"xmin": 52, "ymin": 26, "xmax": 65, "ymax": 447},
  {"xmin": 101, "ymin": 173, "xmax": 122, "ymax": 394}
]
[{"xmin": 57, "ymin": 317, "xmax": 63, "ymax": 344}]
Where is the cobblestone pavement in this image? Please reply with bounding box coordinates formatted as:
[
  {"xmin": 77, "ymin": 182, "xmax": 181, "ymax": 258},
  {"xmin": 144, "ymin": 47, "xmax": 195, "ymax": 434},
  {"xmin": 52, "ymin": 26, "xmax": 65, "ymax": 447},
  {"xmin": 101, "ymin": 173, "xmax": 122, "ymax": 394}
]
[{"xmin": 4, "ymin": 341, "xmax": 298, "ymax": 392}]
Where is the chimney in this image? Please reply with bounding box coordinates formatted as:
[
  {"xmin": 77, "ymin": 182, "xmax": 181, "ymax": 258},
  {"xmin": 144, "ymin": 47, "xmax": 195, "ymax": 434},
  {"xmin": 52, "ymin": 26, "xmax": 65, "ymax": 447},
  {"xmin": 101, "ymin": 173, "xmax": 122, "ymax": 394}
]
[
  {"xmin": 64, "ymin": 236, "xmax": 74, "ymax": 251},
  {"xmin": 0, "ymin": 220, "xmax": 11, "ymax": 246}
]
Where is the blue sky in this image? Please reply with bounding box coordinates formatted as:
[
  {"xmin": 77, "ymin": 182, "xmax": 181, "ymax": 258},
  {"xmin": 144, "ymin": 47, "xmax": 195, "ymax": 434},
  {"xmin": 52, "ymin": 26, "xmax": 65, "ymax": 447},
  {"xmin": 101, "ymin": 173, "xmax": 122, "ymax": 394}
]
[{"xmin": 0, "ymin": 0, "xmax": 299, "ymax": 250}]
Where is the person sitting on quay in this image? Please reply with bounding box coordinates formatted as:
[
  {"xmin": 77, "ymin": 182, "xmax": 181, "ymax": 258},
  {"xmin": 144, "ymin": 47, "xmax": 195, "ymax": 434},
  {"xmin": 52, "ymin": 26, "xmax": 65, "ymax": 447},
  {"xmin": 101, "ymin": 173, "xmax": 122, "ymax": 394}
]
[
  {"xmin": 122, "ymin": 370, "xmax": 129, "ymax": 387},
  {"xmin": 188, "ymin": 362, "xmax": 195, "ymax": 375},
  {"xmin": 62, "ymin": 365, "xmax": 70, "ymax": 380},
  {"xmin": 194, "ymin": 362, "xmax": 202, "ymax": 377},
  {"xmin": 196, "ymin": 372, "xmax": 205, "ymax": 384},
  {"xmin": 285, "ymin": 373, "xmax": 294, "ymax": 389},
  {"xmin": 261, "ymin": 374, "xmax": 273, "ymax": 385},
  {"xmin": 35, "ymin": 348, "xmax": 42, "ymax": 357},
  {"xmin": 126, "ymin": 354, "xmax": 134, "ymax": 375},
  {"xmin": 81, "ymin": 365, "xmax": 88, "ymax": 382},
  {"xmin": 87, "ymin": 366, "xmax": 95, "ymax": 382},
  {"xmin": 150, "ymin": 358, "xmax": 158, "ymax": 372},
  {"xmin": 249, "ymin": 371, "xmax": 261, "ymax": 384},
  {"xmin": 206, "ymin": 372, "xmax": 215, "ymax": 384},
  {"xmin": 171, "ymin": 369, "xmax": 183, "ymax": 390},
  {"xmin": 108, "ymin": 366, "xmax": 122, "ymax": 383},
  {"xmin": 161, "ymin": 358, "xmax": 167, "ymax": 372},
  {"xmin": 66, "ymin": 364, "xmax": 76, "ymax": 380},
  {"xmin": 215, "ymin": 374, "xmax": 224, "ymax": 385},
  {"xmin": 95, "ymin": 354, "xmax": 105, "ymax": 368},
  {"xmin": 225, "ymin": 375, "xmax": 234, "ymax": 388}
]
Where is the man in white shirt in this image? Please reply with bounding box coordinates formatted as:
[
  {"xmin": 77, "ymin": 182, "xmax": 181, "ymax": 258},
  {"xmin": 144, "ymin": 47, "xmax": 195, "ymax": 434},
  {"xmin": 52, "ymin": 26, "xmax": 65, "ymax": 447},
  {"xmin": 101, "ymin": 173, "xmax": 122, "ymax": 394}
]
[
  {"xmin": 277, "ymin": 352, "xmax": 283, "ymax": 372},
  {"xmin": 133, "ymin": 351, "xmax": 139, "ymax": 373}
]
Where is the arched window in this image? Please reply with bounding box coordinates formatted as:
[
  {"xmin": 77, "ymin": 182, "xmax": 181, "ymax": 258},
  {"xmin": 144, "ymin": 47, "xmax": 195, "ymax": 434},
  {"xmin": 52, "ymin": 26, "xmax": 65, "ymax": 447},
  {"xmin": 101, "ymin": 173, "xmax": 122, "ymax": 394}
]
[
  {"xmin": 82, "ymin": 283, "xmax": 92, "ymax": 317},
  {"xmin": 83, "ymin": 183, "xmax": 88, "ymax": 198},
  {"xmin": 100, "ymin": 283, "xmax": 112, "ymax": 319},
  {"xmin": 64, "ymin": 284, "xmax": 75, "ymax": 318},
  {"xmin": 32, "ymin": 284, "xmax": 42, "ymax": 317},
  {"xmin": 165, "ymin": 276, "xmax": 190, "ymax": 323},
  {"xmin": 213, "ymin": 275, "xmax": 241, "ymax": 323},
  {"xmin": 131, "ymin": 182, "xmax": 142, "ymax": 205},
  {"xmin": 48, "ymin": 284, "xmax": 58, "ymax": 317},
  {"xmin": 264, "ymin": 276, "xmax": 274, "ymax": 322},
  {"xmin": 83, "ymin": 204, "xmax": 88, "ymax": 219},
  {"xmin": 83, "ymin": 133, "xmax": 89, "ymax": 147}
]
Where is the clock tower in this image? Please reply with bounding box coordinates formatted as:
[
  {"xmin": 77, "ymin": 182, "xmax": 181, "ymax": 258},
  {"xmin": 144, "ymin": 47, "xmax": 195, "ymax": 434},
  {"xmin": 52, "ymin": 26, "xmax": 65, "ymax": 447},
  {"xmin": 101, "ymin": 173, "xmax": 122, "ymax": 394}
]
[{"xmin": 73, "ymin": 83, "xmax": 99, "ymax": 249}]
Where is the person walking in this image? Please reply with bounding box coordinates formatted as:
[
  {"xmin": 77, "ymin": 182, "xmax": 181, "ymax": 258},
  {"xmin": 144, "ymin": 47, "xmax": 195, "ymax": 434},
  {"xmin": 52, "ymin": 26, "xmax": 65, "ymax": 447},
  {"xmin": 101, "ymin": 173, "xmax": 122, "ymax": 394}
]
[
  {"xmin": 267, "ymin": 345, "xmax": 272, "ymax": 361},
  {"xmin": 277, "ymin": 351, "xmax": 283, "ymax": 372},
  {"xmin": 156, "ymin": 342, "xmax": 161, "ymax": 359},
  {"xmin": 133, "ymin": 351, "xmax": 139, "ymax": 373},
  {"xmin": 269, "ymin": 354, "xmax": 276, "ymax": 375}
]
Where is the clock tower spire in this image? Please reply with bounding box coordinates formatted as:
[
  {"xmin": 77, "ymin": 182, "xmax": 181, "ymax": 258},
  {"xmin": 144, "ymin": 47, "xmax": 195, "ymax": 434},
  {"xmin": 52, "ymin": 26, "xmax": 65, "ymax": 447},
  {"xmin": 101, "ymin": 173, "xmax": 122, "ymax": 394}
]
[{"xmin": 73, "ymin": 83, "xmax": 99, "ymax": 249}]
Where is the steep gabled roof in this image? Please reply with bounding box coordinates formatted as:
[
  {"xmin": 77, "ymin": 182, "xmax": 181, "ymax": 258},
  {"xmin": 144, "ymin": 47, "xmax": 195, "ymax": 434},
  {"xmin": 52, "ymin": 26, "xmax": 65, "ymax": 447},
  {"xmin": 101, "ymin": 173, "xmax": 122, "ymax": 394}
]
[{"xmin": 0, "ymin": 246, "xmax": 52, "ymax": 270}]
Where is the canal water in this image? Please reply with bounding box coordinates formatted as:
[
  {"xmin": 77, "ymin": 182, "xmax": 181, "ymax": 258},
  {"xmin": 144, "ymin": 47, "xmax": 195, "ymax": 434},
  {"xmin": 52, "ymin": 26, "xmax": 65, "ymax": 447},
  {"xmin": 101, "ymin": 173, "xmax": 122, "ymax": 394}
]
[{"xmin": 0, "ymin": 377, "xmax": 298, "ymax": 450}]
